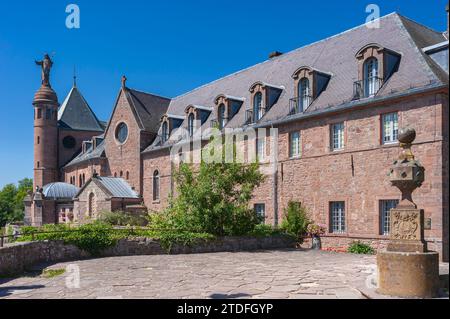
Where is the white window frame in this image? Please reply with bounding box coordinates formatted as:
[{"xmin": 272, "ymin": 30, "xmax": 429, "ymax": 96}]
[
  {"xmin": 256, "ymin": 137, "xmax": 266, "ymax": 161},
  {"xmin": 330, "ymin": 201, "xmax": 345, "ymax": 233},
  {"xmin": 289, "ymin": 131, "xmax": 301, "ymax": 158},
  {"xmin": 382, "ymin": 112, "xmax": 399, "ymax": 145},
  {"xmin": 380, "ymin": 199, "xmax": 399, "ymax": 236},
  {"xmin": 331, "ymin": 122, "xmax": 345, "ymax": 151},
  {"xmin": 254, "ymin": 203, "xmax": 266, "ymax": 223}
]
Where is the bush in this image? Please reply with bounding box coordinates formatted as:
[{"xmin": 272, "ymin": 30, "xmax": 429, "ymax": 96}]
[
  {"xmin": 280, "ymin": 202, "xmax": 311, "ymax": 241},
  {"xmin": 157, "ymin": 160, "xmax": 265, "ymax": 236},
  {"xmin": 347, "ymin": 241, "xmax": 375, "ymax": 255},
  {"xmin": 98, "ymin": 211, "xmax": 148, "ymax": 227},
  {"xmin": 18, "ymin": 222, "xmax": 118, "ymax": 255},
  {"xmin": 16, "ymin": 222, "xmax": 215, "ymax": 254},
  {"xmin": 248, "ymin": 224, "xmax": 280, "ymax": 237}
]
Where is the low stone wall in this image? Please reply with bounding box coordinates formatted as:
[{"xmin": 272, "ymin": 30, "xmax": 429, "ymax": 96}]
[
  {"xmin": 300, "ymin": 236, "xmax": 389, "ymax": 252},
  {"xmin": 0, "ymin": 235, "xmax": 295, "ymax": 276}
]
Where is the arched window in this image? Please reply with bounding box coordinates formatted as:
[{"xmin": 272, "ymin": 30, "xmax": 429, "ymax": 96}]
[
  {"xmin": 161, "ymin": 121, "xmax": 168, "ymax": 143},
  {"xmin": 188, "ymin": 113, "xmax": 195, "ymax": 137},
  {"xmin": 364, "ymin": 57, "xmax": 379, "ymax": 97},
  {"xmin": 153, "ymin": 170, "xmax": 160, "ymax": 201},
  {"xmin": 253, "ymin": 92, "xmax": 263, "ymax": 122},
  {"xmin": 82, "ymin": 174, "xmax": 86, "ymax": 185},
  {"xmin": 114, "ymin": 172, "xmax": 117, "ymax": 177},
  {"xmin": 79, "ymin": 175, "xmax": 82, "ymax": 187},
  {"xmin": 218, "ymin": 104, "xmax": 226, "ymax": 129},
  {"xmin": 126, "ymin": 171, "xmax": 129, "ymax": 180},
  {"xmin": 297, "ymin": 78, "xmax": 311, "ymax": 112},
  {"xmin": 88, "ymin": 193, "xmax": 95, "ymax": 217},
  {"xmin": 120, "ymin": 171, "xmax": 123, "ymax": 178}
]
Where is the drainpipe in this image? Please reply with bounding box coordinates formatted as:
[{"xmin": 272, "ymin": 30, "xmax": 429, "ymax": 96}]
[{"xmin": 271, "ymin": 124, "xmax": 279, "ymax": 227}]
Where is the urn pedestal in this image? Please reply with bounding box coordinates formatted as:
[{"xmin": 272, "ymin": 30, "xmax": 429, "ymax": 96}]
[
  {"xmin": 377, "ymin": 251, "xmax": 439, "ymax": 298},
  {"xmin": 376, "ymin": 128, "xmax": 439, "ymax": 298}
]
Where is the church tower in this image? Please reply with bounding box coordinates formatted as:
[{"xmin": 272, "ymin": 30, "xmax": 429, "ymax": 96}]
[{"xmin": 33, "ymin": 54, "xmax": 59, "ymax": 190}]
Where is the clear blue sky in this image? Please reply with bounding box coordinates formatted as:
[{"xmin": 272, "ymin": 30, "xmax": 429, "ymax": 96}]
[{"xmin": 0, "ymin": 0, "xmax": 447, "ymax": 187}]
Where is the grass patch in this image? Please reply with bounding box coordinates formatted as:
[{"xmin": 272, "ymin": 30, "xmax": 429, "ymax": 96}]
[{"xmin": 41, "ymin": 268, "xmax": 66, "ymax": 278}]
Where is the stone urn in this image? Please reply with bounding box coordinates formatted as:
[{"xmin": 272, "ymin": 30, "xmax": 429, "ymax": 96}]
[{"xmin": 312, "ymin": 235, "xmax": 322, "ymax": 250}]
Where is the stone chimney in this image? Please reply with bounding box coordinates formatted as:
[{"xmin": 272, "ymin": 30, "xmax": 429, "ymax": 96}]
[
  {"xmin": 446, "ymin": 4, "xmax": 449, "ymax": 35},
  {"xmin": 269, "ymin": 51, "xmax": 283, "ymax": 59}
]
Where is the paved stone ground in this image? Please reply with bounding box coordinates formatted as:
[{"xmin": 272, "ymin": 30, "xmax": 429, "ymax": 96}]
[{"xmin": 0, "ymin": 249, "xmax": 448, "ymax": 299}]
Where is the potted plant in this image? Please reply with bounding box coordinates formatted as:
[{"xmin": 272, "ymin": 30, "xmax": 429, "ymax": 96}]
[{"xmin": 307, "ymin": 223, "xmax": 326, "ymax": 250}]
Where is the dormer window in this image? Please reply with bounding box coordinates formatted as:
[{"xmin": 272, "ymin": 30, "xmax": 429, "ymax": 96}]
[
  {"xmin": 212, "ymin": 94, "xmax": 244, "ymax": 129},
  {"xmin": 364, "ymin": 57, "xmax": 380, "ymax": 97},
  {"xmin": 161, "ymin": 121, "xmax": 168, "ymax": 142},
  {"xmin": 218, "ymin": 104, "xmax": 226, "ymax": 129},
  {"xmin": 246, "ymin": 82, "xmax": 283, "ymax": 124},
  {"xmin": 354, "ymin": 43, "xmax": 401, "ymax": 100},
  {"xmin": 159, "ymin": 114, "xmax": 184, "ymax": 144},
  {"xmin": 297, "ymin": 78, "xmax": 311, "ymax": 113},
  {"xmin": 253, "ymin": 92, "xmax": 264, "ymax": 122},
  {"xmin": 188, "ymin": 113, "xmax": 195, "ymax": 137},
  {"xmin": 184, "ymin": 105, "xmax": 213, "ymax": 139},
  {"xmin": 290, "ymin": 66, "xmax": 331, "ymax": 115}
]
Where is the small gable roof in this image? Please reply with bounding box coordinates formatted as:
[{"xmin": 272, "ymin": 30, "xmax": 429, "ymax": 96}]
[
  {"xmin": 64, "ymin": 139, "xmax": 106, "ymax": 168},
  {"xmin": 75, "ymin": 176, "xmax": 139, "ymax": 199},
  {"xmin": 58, "ymin": 86, "xmax": 104, "ymax": 132}
]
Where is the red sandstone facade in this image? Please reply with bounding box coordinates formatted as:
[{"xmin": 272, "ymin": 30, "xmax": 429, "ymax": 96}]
[{"xmin": 26, "ymin": 13, "xmax": 449, "ymax": 260}]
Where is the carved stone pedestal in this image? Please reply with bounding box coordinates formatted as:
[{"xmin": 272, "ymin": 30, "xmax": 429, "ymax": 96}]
[{"xmin": 386, "ymin": 208, "xmax": 427, "ymax": 253}]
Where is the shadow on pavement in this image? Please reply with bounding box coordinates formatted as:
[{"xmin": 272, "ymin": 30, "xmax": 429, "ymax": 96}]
[
  {"xmin": 209, "ymin": 293, "xmax": 251, "ymax": 299},
  {"xmin": 0, "ymin": 284, "xmax": 45, "ymax": 298}
]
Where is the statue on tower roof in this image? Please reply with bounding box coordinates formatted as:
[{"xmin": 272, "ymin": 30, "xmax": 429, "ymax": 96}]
[{"xmin": 35, "ymin": 54, "xmax": 53, "ymax": 87}]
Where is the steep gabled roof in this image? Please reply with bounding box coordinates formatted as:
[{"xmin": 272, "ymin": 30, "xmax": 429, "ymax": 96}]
[
  {"xmin": 126, "ymin": 89, "xmax": 171, "ymax": 133},
  {"xmin": 58, "ymin": 85, "xmax": 104, "ymax": 132},
  {"xmin": 143, "ymin": 12, "xmax": 448, "ymax": 154},
  {"xmin": 103, "ymin": 88, "xmax": 171, "ymax": 138}
]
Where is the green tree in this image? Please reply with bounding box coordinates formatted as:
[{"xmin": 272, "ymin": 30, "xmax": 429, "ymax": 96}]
[
  {"xmin": 281, "ymin": 201, "xmax": 311, "ymax": 242},
  {"xmin": 152, "ymin": 160, "xmax": 265, "ymax": 236},
  {"xmin": 0, "ymin": 178, "xmax": 33, "ymax": 226}
]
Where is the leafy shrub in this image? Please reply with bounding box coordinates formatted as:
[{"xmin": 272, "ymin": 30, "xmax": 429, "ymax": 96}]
[
  {"xmin": 248, "ymin": 224, "xmax": 285, "ymax": 237},
  {"xmin": 156, "ymin": 160, "xmax": 265, "ymax": 236},
  {"xmin": 98, "ymin": 211, "xmax": 148, "ymax": 227},
  {"xmin": 17, "ymin": 222, "xmax": 215, "ymax": 254},
  {"xmin": 347, "ymin": 241, "xmax": 375, "ymax": 255},
  {"xmin": 18, "ymin": 222, "xmax": 118, "ymax": 255},
  {"xmin": 280, "ymin": 202, "xmax": 311, "ymax": 241}
]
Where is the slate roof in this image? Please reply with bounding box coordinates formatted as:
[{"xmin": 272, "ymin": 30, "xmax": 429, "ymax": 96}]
[
  {"xmin": 126, "ymin": 89, "xmax": 171, "ymax": 133},
  {"xmin": 43, "ymin": 183, "xmax": 80, "ymax": 200},
  {"xmin": 143, "ymin": 13, "xmax": 448, "ymax": 153},
  {"xmin": 75, "ymin": 176, "xmax": 139, "ymax": 199},
  {"xmin": 58, "ymin": 86, "xmax": 105, "ymax": 132},
  {"xmin": 64, "ymin": 138, "xmax": 106, "ymax": 168}
]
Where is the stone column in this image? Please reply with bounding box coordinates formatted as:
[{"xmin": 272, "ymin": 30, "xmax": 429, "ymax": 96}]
[{"xmin": 32, "ymin": 190, "xmax": 44, "ymax": 227}]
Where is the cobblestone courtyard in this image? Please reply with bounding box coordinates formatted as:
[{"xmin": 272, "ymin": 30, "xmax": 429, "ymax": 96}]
[{"xmin": 0, "ymin": 249, "xmax": 447, "ymax": 299}]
